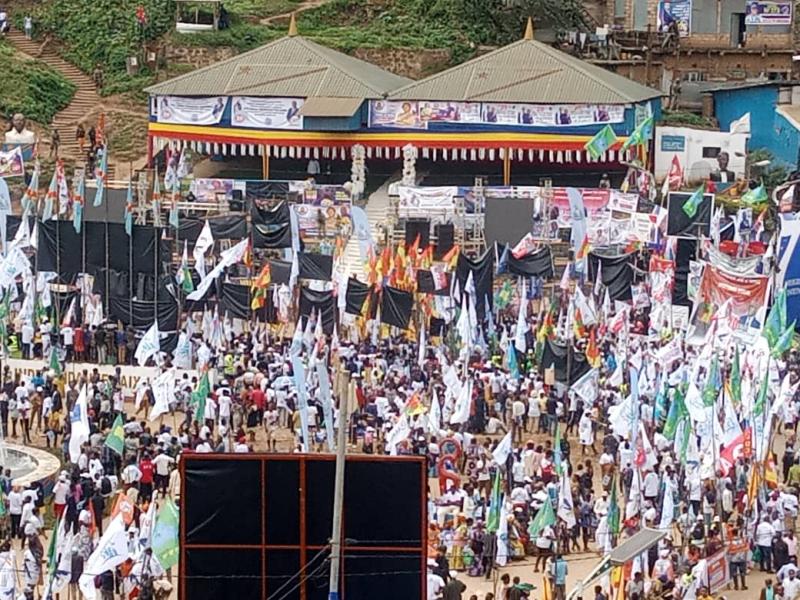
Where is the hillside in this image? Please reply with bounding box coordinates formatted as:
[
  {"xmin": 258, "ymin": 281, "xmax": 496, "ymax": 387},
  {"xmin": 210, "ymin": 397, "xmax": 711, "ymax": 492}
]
[
  {"xmin": 0, "ymin": 40, "xmax": 75, "ymax": 126},
  {"xmin": 26, "ymin": 0, "xmax": 591, "ymax": 100}
]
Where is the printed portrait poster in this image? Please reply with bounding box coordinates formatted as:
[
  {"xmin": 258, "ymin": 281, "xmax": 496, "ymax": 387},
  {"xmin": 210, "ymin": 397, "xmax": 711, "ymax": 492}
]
[
  {"xmin": 368, "ymin": 101, "xmax": 424, "ymax": 129},
  {"xmin": 0, "ymin": 147, "xmax": 24, "ymax": 178},
  {"xmin": 231, "ymin": 97, "xmax": 304, "ymax": 130},
  {"xmin": 419, "ymin": 101, "xmax": 482, "ymax": 124},
  {"xmin": 745, "ymin": 1, "xmax": 792, "ymax": 25},
  {"xmin": 155, "ymin": 96, "xmax": 227, "ymax": 125}
]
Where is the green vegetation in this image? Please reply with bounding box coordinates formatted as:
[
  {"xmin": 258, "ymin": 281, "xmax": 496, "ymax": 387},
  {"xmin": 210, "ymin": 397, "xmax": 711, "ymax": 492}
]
[
  {"xmin": 658, "ymin": 110, "xmax": 717, "ymax": 129},
  {"xmin": 32, "ymin": 0, "xmax": 176, "ymax": 96},
  {"xmin": 0, "ymin": 41, "xmax": 75, "ymax": 124}
]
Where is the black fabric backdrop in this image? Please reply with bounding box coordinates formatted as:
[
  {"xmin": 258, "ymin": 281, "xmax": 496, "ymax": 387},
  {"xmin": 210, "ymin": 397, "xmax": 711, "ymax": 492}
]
[
  {"xmin": 269, "ymin": 260, "xmax": 292, "ymax": 286},
  {"xmin": 344, "ymin": 278, "xmax": 371, "ymax": 315},
  {"xmin": 178, "ymin": 216, "xmax": 248, "ymax": 244},
  {"xmin": 667, "ymin": 191, "xmax": 712, "ymax": 237},
  {"xmin": 219, "ymin": 283, "xmax": 251, "ymax": 320},
  {"xmin": 416, "ymin": 270, "xmax": 450, "ymax": 296},
  {"xmin": 253, "ymin": 222, "xmax": 292, "ymax": 249},
  {"xmin": 380, "ymin": 286, "xmax": 413, "ymax": 330},
  {"xmin": 456, "ymin": 249, "xmax": 494, "ymax": 318},
  {"xmin": 251, "ymin": 201, "xmax": 290, "ymax": 226},
  {"xmin": 588, "ymin": 251, "xmax": 634, "ymax": 301},
  {"xmin": 298, "ymin": 252, "xmax": 333, "ymax": 281},
  {"xmin": 539, "ymin": 339, "xmax": 591, "ymax": 383},
  {"xmin": 501, "ymin": 244, "xmax": 555, "ymax": 278},
  {"xmin": 298, "ymin": 288, "xmax": 335, "ymax": 334},
  {"xmin": 108, "ymin": 297, "xmax": 179, "ymax": 330},
  {"xmin": 673, "ymin": 239, "xmax": 697, "ymax": 306}
]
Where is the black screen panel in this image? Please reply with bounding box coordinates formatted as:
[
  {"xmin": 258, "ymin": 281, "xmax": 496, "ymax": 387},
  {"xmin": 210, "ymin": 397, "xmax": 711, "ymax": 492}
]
[{"xmin": 186, "ymin": 549, "xmax": 262, "ymax": 600}]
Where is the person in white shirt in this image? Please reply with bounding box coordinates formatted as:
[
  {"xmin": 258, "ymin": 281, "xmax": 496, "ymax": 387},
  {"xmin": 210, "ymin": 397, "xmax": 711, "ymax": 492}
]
[
  {"xmin": 122, "ymin": 461, "xmax": 142, "ymax": 485},
  {"xmin": 426, "ymin": 563, "xmax": 444, "ymax": 600},
  {"xmin": 756, "ymin": 518, "xmax": 776, "ymax": 571},
  {"xmin": 52, "ymin": 475, "xmax": 69, "ymax": 519},
  {"xmin": 784, "ymin": 567, "xmax": 800, "ymax": 600},
  {"xmin": 8, "ymin": 487, "xmax": 23, "ymax": 540},
  {"xmin": 152, "ymin": 451, "xmax": 175, "ymax": 497}
]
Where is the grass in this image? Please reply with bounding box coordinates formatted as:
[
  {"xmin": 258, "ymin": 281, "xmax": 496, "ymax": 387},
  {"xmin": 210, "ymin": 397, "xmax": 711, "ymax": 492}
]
[
  {"xmin": 0, "ymin": 40, "xmax": 75, "ymax": 124},
  {"xmin": 224, "ymin": 0, "xmax": 304, "ymax": 18}
]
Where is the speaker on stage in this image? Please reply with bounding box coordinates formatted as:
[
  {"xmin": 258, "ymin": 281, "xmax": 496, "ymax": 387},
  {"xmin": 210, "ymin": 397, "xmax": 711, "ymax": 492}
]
[
  {"xmin": 434, "ymin": 223, "xmax": 454, "ymax": 259},
  {"xmin": 405, "ymin": 219, "xmax": 430, "ymax": 248}
]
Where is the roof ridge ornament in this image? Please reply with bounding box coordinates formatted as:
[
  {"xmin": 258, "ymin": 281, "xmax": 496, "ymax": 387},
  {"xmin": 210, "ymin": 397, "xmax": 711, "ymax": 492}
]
[
  {"xmin": 288, "ymin": 12, "xmax": 298, "ymax": 37},
  {"xmin": 524, "ymin": 17, "xmax": 534, "ymax": 41}
]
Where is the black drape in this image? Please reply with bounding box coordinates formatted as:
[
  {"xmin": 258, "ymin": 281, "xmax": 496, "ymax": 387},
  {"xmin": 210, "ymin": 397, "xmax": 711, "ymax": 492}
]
[
  {"xmin": 502, "ymin": 245, "xmax": 554, "ymax": 278},
  {"xmin": 219, "ymin": 283, "xmax": 251, "ymax": 320},
  {"xmin": 108, "ymin": 297, "xmax": 179, "ymax": 330},
  {"xmin": 298, "ymin": 288, "xmax": 335, "ymax": 334},
  {"xmin": 298, "ymin": 252, "xmax": 333, "ymax": 281},
  {"xmin": 588, "ymin": 251, "xmax": 634, "ymax": 301},
  {"xmin": 667, "ymin": 191, "xmax": 712, "ymax": 237},
  {"xmin": 456, "ymin": 249, "xmax": 494, "ymax": 318},
  {"xmin": 539, "ymin": 339, "xmax": 590, "ymax": 383},
  {"xmin": 380, "ymin": 286, "xmax": 413, "ymax": 330},
  {"xmin": 179, "ymin": 216, "xmax": 248, "ymax": 244},
  {"xmin": 345, "ymin": 278, "xmax": 371, "ymax": 315},
  {"xmin": 416, "ymin": 270, "xmax": 450, "ymax": 296}
]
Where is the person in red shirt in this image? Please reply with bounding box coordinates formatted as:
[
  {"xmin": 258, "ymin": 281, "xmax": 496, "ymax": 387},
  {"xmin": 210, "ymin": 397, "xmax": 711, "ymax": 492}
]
[
  {"xmin": 139, "ymin": 453, "xmax": 155, "ymax": 502},
  {"xmin": 251, "ymin": 386, "xmax": 266, "ymax": 426}
]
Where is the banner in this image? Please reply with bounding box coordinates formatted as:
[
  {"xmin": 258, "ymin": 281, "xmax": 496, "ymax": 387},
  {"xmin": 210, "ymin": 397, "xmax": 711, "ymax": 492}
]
[
  {"xmin": 231, "ymin": 96, "xmax": 304, "ymax": 129},
  {"xmin": 0, "ymin": 147, "xmax": 24, "ymax": 178},
  {"xmin": 397, "ymin": 186, "xmax": 457, "ymax": 217},
  {"xmin": 698, "ymin": 264, "xmax": 769, "ymax": 318},
  {"xmin": 155, "ymin": 96, "xmax": 227, "ymax": 125},
  {"xmin": 608, "ymin": 190, "xmax": 639, "ymax": 213},
  {"xmin": 745, "ymin": 1, "xmax": 792, "ymax": 24},
  {"xmin": 778, "ymin": 214, "xmax": 800, "ymax": 330},
  {"xmin": 657, "ymin": 0, "xmax": 692, "ymax": 36},
  {"xmin": 706, "ymin": 550, "xmax": 731, "ymax": 593},
  {"xmin": 368, "ymin": 100, "xmax": 624, "ymax": 129},
  {"xmin": 189, "ymin": 178, "xmax": 235, "ymax": 203},
  {"xmin": 5, "ymin": 358, "xmax": 196, "ymax": 395}
]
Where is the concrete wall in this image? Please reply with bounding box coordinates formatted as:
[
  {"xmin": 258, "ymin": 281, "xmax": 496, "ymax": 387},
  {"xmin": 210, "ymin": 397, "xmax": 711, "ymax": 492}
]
[{"xmin": 773, "ymin": 110, "xmax": 800, "ymax": 167}]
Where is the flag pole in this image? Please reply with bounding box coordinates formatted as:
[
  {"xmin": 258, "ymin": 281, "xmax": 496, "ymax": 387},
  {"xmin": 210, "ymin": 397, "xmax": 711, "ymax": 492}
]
[
  {"xmin": 153, "ymin": 167, "xmax": 159, "ymax": 328},
  {"xmin": 129, "ymin": 163, "xmax": 134, "ymax": 327},
  {"xmin": 327, "ymin": 370, "xmax": 349, "ymax": 600}
]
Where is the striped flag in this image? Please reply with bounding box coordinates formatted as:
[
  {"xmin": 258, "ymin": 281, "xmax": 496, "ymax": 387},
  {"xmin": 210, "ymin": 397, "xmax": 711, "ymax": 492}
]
[{"xmin": 584, "ymin": 124, "xmax": 618, "ymax": 159}]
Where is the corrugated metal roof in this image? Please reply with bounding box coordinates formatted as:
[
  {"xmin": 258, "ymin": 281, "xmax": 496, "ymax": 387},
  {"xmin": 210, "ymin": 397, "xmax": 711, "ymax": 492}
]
[
  {"xmin": 297, "ymin": 97, "xmax": 362, "ymax": 117},
  {"xmin": 145, "ymin": 35, "xmax": 411, "ymax": 99},
  {"xmin": 609, "ymin": 528, "xmax": 666, "ymax": 565},
  {"xmin": 389, "ymin": 39, "xmax": 661, "ymax": 104}
]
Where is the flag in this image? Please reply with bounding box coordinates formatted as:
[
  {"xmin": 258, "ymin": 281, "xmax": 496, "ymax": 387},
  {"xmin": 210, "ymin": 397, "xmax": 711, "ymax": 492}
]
[
  {"xmin": 682, "ymin": 185, "xmax": 705, "ymax": 217},
  {"xmin": 193, "ymin": 220, "xmax": 214, "ymax": 279},
  {"xmin": 553, "ymin": 421, "xmax": 564, "ymax": 476},
  {"xmin": 527, "ymin": 499, "xmax": 556, "ymax": 539},
  {"xmin": 49, "ymin": 346, "xmax": 62, "ymax": 376},
  {"xmin": 111, "ymin": 492, "xmax": 135, "ymax": 525},
  {"xmin": 486, "ymin": 469, "xmax": 502, "ymax": 533},
  {"xmin": 607, "ymin": 475, "xmax": 620, "ymax": 535},
  {"xmin": 584, "ymin": 125, "xmax": 618, "ymax": 160},
  {"xmin": 20, "ymin": 162, "xmax": 39, "ymax": 216},
  {"xmin": 729, "ymin": 112, "xmax": 751, "ymax": 134},
  {"xmin": 152, "ymin": 498, "xmax": 180, "ymax": 570},
  {"xmin": 176, "ymin": 240, "xmax": 194, "ymax": 294},
  {"xmin": 72, "ymin": 171, "xmax": 84, "ymax": 234},
  {"xmin": 192, "ymin": 370, "xmax": 210, "ymax": 423},
  {"xmin": 124, "ymin": 178, "xmax": 134, "ymax": 236},
  {"xmin": 78, "ymin": 515, "xmax": 129, "ymax": 599},
  {"xmin": 772, "ymin": 322, "xmax": 796, "ymax": 358},
  {"xmin": 702, "ymin": 354, "xmax": 720, "ymax": 407},
  {"xmin": 621, "ymin": 116, "xmax": 653, "ymax": 151},
  {"xmin": 250, "ymin": 262, "xmax": 271, "ymax": 310},
  {"xmin": 557, "ymin": 469, "xmax": 576, "ymax": 527},
  {"xmin": 742, "ymin": 182, "xmax": 768, "ymax": 205},
  {"xmin": 43, "ymin": 168, "xmax": 58, "ymax": 221},
  {"xmin": 104, "ymin": 414, "xmax": 125, "ymax": 455},
  {"xmin": 764, "ymin": 289, "xmax": 788, "ymax": 349},
  {"xmin": 506, "ymin": 342, "xmax": 520, "ymax": 380},
  {"xmin": 492, "ymin": 431, "xmax": 513, "ymax": 466},
  {"xmin": 68, "ymin": 386, "xmax": 89, "ymax": 463},
  {"xmin": 667, "ymin": 155, "xmax": 684, "ymax": 191},
  {"xmin": 754, "ymin": 368, "xmax": 769, "ymax": 417},
  {"xmin": 586, "ymin": 328, "xmax": 601, "ymax": 368},
  {"xmin": 731, "ymin": 345, "xmax": 741, "ymax": 406},
  {"xmin": 404, "ymin": 393, "xmax": 426, "ymax": 417},
  {"xmin": 93, "ymin": 144, "xmax": 108, "ymax": 207},
  {"xmin": 134, "ymin": 321, "xmax": 161, "ymax": 366}
]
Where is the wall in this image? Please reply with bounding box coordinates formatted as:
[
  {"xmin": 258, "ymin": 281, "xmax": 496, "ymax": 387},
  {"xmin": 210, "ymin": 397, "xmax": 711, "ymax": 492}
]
[
  {"xmin": 164, "ymin": 45, "xmax": 236, "ymax": 68},
  {"xmin": 772, "ymin": 109, "xmax": 800, "ymax": 167},
  {"xmin": 712, "ymin": 85, "xmax": 778, "ymax": 150},
  {"xmin": 654, "ymin": 125, "xmax": 748, "ymax": 182}
]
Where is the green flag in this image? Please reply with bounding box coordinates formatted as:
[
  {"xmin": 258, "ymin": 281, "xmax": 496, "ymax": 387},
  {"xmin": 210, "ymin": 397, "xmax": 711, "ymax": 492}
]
[
  {"xmin": 192, "ymin": 371, "xmax": 210, "ymax": 423},
  {"xmin": 527, "ymin": 498, "xmax": 556, "ymax": 539},
  {"xmin": 682, "ymin": 185, "xmax": 705, "ymax": 218},
  {"xmin": 152, "ymin": 498, "xmax": 180, "ymax": 570},
  {"xmin": 679, "ymin": 417, "xmax": 692, "ymax": 463},
  {"xmin": 46, "ymin": 517, "xmax": 59, "ymax": 575},
  {"xmin": 607, "ymin": 476, "xmax": 620, "ymax": 536},
  {"xmin": 181, "ymin": 265, "xmax": 195, "ymax": 294},
  {"xmin": 584, "ymin": 125, "xmax": 618, "ymax": 160},
  {"xmin": 105, "ymin": 414, "xmax": 125, "ymax": 456},
  {"xmin": 49, "ymin": 347, "xmax": 62, "ymax": 376},
  {"xmin": 754, "ymin": 368, "xmax": 769, "ymax": 417},
  {"xmin": 764, "ymin": 289, "xmax": 788, "ymax": 349},
  {"xmin": 742, "ymin": 182, "xmax": 768, "ymax": 205},
  {"xmin": 663, "ymin": 385, "xmax": 687, "ymax": 439},
  {"xmin": 771, "ymin": 322, "xmax": 796, "ymax": 358},
  {"xmin": 0, "ymin": 487, "xmax": 8, "ymax": 518},
  {"xmin": 621, "ymin": 116, "xmax": 653, "ymax": 151},
  {"xmin": 553, "ymin": 421, "xmax": 564, "ymax": 476},
  {"xmin": 702, "ymin": 354, "xmax": 720, "ymax": 407},
  {"xmin": 486, "ymin": 469, "xmax": 502, "ymax": 533},
  {"xmin": 730, "ymin": 345, "xmax": 741, "ymax": 406}
]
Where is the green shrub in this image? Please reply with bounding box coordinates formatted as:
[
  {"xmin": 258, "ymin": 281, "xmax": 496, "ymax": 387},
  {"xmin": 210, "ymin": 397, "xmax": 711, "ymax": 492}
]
[{"xmin": 0, "ymin": 41, "xmax": 76, "ymax": 123}]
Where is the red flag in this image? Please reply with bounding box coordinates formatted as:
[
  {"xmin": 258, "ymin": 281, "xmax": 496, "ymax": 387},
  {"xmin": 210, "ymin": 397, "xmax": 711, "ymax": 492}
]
[{"xmin": 668, "ymin": 155, "xmax": 683, "ymax": 190}]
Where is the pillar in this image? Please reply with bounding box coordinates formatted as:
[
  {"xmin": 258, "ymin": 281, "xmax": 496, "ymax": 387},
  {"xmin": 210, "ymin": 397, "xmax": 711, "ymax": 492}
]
[{"xmin": 262, "ymin": 145, "xmax": 270, "ymax": 179}]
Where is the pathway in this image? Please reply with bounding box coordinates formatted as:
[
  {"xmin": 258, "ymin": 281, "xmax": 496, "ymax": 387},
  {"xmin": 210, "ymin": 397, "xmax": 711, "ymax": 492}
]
[
  {"xmin": 259, "ymin": 0, "xmax": 329, "ymax": 25},
  {"xmin": 6, "ymin": 30, "xmax": 102, "ymax": 158}
]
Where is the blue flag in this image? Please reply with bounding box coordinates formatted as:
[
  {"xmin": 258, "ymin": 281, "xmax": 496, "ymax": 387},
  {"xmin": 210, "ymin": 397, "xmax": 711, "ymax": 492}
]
[{"xmin": 93, "ymin": 145, "xmax": 108, "ymax": 207}]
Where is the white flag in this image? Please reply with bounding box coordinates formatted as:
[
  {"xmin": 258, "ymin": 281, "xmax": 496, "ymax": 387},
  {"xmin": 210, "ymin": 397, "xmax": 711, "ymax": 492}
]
[
  {"xmin": 659, "ymin": 481, "xmax": 675, "ymax": 530},
  {"xmin": 492, "ymin": 431, "xmax": 513, "ymax": 466},
  {"xmin": 386, "ymin": 415, "xmax": 410, "ymax": 455},
  {"xmin": 574, "ymin": 286, "xmax": 597, "ymax": 326},
  {"xmin": 558, "ymin": 470, "xmax": 576, "ymax": 528},
  {"xmin": 418, "ymin": 324, "xmax": 426, "ymax": 368},
  {"xmin": 729, "ymin": 112, "xmax": 750, "ymax": 134},
  {"xmin": 0, "ymin": 551, "xmax": 16, "ymax": 599},
  {"xmin": 135, "ymin": 321, "xmax": 161, "ymax": 367},
  {"xmin": 428, "ymin": 388, "xmax": 441, "ymax": 435},
  {"xmin": 173, "ymin": 331, "xmax": 192, "ymax": 369},
  {"xmin": 186, "ymin": 238, "xmax": 249, "ymax": 301},
  {"xmin": 150, "ymin": 368, "xmax": 175, "ymax": 421},
  {"xmin": 496, "ymin": 502, "xmax": 510, "ymax": 567},
  {"xmin": 514, "ymin": 279, "xmax": 528, "ymax": 353},
  {"xmin": 571, "ymin": 368, "xmax": 599, "ymax": 404},
  {"xmin": 449, "ymin": 380, "xmax": 472, "ymax": 424},
  {"xmin": 79, "ymin": 515, "xmax": 130, "ymax": 600},
  {"xmin": 68, "ymin": 385, "xmax": 90, "ymax": 463},
  {"xmin": 193, "ymin": 220, "xmax": 214, "ymax": 278}
]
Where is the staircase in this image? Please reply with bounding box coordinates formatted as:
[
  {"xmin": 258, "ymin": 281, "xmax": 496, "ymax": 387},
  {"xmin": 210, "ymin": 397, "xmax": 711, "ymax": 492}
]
[
  {"xmin": 340, "ymin": 179, "xmax": 394, "ymax": 280},
  {"xmin": 5, "ymin": 30, "xmax": 102, "ymax": 158}
]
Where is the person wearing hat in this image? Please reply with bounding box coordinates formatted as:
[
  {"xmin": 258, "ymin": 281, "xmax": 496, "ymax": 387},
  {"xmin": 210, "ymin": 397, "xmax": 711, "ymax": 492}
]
[{"xmin": 426, "ymin": 558, "xmax": 444, "ymax": 600}]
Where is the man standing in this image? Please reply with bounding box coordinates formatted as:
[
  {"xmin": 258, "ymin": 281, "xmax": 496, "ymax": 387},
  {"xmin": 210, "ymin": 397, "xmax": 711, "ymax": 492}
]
[
  {"xmin": 729, "ymin": 528, "xmax": 749, "ymax": 590},
  {"xmin": 756, "ymin": 517, "xmax": 776, "ymax": 572},
  {"xmin": 550, "ymin": 553, "xmax": 568, "ymax": 600}
]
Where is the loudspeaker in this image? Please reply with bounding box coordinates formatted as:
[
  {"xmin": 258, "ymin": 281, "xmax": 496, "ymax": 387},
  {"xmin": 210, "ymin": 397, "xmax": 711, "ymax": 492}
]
[
  {"xmin": 404, "ymin": 219, "xmax": 430, "ymax": 248},
  {"xmin": 229, "ymin": 189, "xmax": 245, "ymax": 212},
  {"xmin": 434, "ymin": 223, "xmax": 454, "ymax": 259}
]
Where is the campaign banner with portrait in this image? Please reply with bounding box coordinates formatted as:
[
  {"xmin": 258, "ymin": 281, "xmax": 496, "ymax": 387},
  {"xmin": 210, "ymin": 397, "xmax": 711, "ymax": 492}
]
[
  {"xmin": 231, "ymin": 97, "xmax": 304, "ymax": 130},
  {"xmin": 657, "ymin": 0, "xmax": 692, "ymax": 36},
  {"xmin": 293, "ymin": 203, "xmax": 351, "ymax": 233},
  {"xmin": 189, "ymin": 178, "xmax": 235, "ymax": 203},
  {"xmin": 155, "ymin": 96, "xmax": 227, "ymax": 125},
  {"xmin": 303, "ymin": 185, "xmax": 351, "ymax": 205},
  {"xmin": 745, "ymin": 1, "xmax": 792, "ymax": 24},
  {"xmin": 397, "ymin": 186, "xmax": 457, "ymax": 217},
  {"xmin": 368, "ymin": 101, "xmax": 624, "ymax": 129},
  {"xmin": 0, "ymin": 147, "xmax": 24, "ymax": 178}
]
